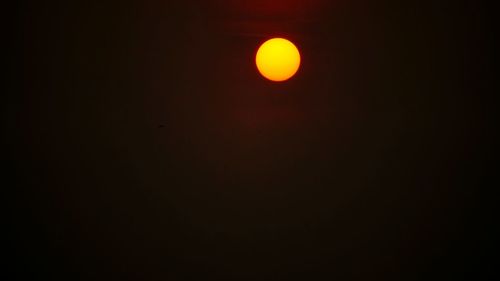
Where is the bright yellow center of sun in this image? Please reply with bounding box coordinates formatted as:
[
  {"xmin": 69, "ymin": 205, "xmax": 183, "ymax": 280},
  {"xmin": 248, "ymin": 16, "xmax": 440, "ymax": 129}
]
[{"xmin": 256, "ymin": 38, "xmax": 301, "ymax": 82}]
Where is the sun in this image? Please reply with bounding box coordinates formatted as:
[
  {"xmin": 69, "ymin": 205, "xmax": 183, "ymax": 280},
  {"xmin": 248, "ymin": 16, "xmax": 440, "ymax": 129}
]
[{"xmin": 255, "ymin": 38, "xmax": 301, "ymax": 82}]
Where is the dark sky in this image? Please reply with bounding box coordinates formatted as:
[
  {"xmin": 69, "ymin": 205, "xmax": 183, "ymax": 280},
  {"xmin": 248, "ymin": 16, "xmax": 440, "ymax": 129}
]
[{"xmin": 7, "ymin": 1, "xmax": 494, "ymax": 280}]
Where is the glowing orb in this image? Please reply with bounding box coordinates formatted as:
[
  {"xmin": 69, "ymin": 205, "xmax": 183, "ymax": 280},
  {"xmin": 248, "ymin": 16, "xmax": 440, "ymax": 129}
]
[{"xmin": 255, "ymin": 38, "xmax": 301, "ymax": 82}]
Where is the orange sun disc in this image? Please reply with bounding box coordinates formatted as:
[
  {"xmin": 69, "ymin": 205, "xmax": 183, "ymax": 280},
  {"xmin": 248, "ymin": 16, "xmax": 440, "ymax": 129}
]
[{"xmin": 255, "ymin": 38, "xmax": 301, "ymax": 82}]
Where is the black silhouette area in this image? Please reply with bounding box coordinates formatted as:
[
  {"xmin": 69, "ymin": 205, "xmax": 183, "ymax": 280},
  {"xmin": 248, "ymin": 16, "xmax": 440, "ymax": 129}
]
[{"xmin": 7, "ymin": 1, "xmax": 494, "ymax": 280}]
